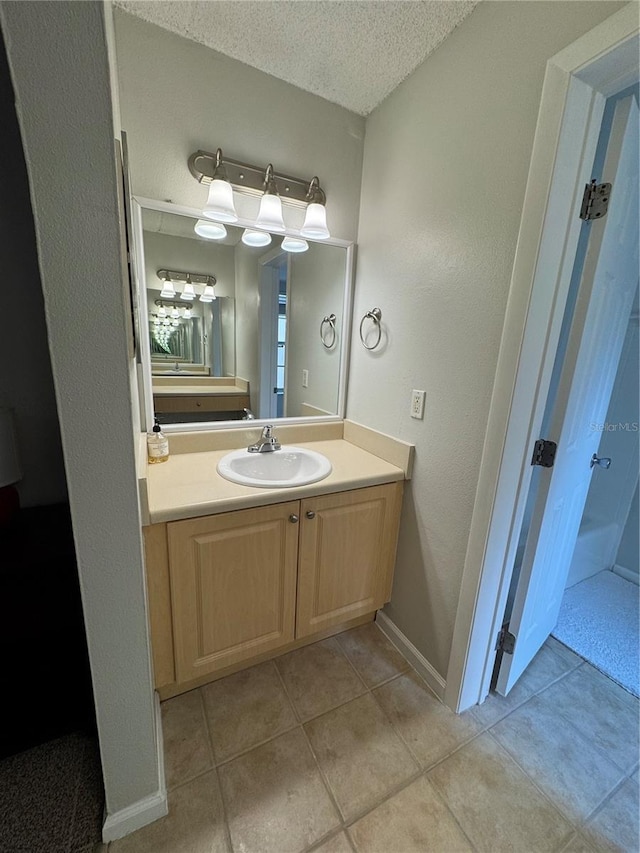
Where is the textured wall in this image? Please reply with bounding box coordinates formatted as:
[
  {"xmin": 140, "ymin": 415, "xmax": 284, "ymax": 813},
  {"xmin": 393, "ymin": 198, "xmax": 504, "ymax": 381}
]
[
  {"xmin": 112, "ymin": 8, "xmax": 365, "ymax": 242},
  {"xmin": 287, "ymin": 243, "xmax": 346, "ymax": 417},
  {"xmin": 0, "ymin": 0, "xmax": 161, "ymax": 820},
  {"xmin": 349, "ymin": 0, "xmax": 625, "ymax": 678}
]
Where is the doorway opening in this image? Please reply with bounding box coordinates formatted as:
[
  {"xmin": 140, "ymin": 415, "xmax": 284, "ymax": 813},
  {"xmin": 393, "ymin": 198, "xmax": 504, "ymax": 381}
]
[
  {"xmin": 495, "ymin": 87, "xmax": 639, "ymax": 699},
  {"xmin": 259, "ymin": 252, "xmax": 289, "ymax": 420}
]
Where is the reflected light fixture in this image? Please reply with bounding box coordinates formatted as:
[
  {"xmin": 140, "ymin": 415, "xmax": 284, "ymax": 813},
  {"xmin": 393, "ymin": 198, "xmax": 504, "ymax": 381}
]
[
  {"xmin": 194, "ymin": 219, "xmax": 227, "ymax": 240},
  {"xmin": 301, "ymin": 177, "xmax": 330, "ymax": 240},
  {"xmin": 255, "ymin": 164, "xmax": 285, "ymax": 232},
  {"xmin": 160, "ymin": 277, "xmax": 175, "ymax": 299},
  {"xmin": 241, "ymin": 229, "xmax": 272, "ymax": 248},
  {"xmin": 200, "ymin": 283, "xmax": 217, "ymax": 302},
  {"xmin": 180, "ymin": 275, "xmax": 195, "ymax": 300},
  {"xmin": 202, "ymin": 149, "xmax": 238, "ymax": 222},
  {"xmin": 281, "ymin": 236, "xmax": 309, "ymax": 253}
]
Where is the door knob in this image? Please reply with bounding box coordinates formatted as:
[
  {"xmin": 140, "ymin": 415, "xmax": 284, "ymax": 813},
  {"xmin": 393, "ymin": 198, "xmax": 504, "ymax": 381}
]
[
  {"xmin": 590, "ymin": 454, "xmax": 611, "ymax": 469},
  {"xmin": 289, "ymin": 514, "xmax": 299, "ymax": 524},
  {"xmin": 305, "ymin": 511, "xmax": 316, "ymax": 519}
]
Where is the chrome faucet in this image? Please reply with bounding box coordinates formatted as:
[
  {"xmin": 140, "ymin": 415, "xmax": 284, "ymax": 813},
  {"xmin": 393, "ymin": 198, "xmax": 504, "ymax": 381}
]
[{"xmin": 248, "ymin": 424, "xmax": 281, "ymax": 453}]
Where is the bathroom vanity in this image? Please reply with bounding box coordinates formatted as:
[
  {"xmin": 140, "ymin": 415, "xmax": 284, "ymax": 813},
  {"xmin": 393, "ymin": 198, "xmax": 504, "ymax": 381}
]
[{"xmin": 140, "ymin": 422, "xmax": 413, "ymax": 699}]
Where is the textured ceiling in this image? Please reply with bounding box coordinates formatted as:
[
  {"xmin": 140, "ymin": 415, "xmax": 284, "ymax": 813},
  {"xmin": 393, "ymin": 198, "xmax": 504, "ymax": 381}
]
[{"xmin": 114, "ymin": 0, "xmax": 480, "ymax": 116}]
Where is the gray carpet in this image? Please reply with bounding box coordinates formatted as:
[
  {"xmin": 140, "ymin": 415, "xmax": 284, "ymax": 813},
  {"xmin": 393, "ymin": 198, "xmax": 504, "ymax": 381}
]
[
  {"xmin": 0, "ymin": 731, "xmax": 103, "ymax": 852},
  {"xmin": 552, "ymin": 570, "xmax": 639, "ymax": 697}
]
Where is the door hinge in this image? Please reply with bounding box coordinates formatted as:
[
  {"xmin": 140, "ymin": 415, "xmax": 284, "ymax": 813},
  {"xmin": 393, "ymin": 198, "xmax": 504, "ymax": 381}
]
[
  {"xmin": 495, "ymin": 626, "xmax": 516, "ymax": 655},
  {"xmin": 531, "ymin": 438, "xmax": 557, "ymax": 468},
  {"xmin": 579, "ymin": 180, "xmax": 611, "ymax": 221}
]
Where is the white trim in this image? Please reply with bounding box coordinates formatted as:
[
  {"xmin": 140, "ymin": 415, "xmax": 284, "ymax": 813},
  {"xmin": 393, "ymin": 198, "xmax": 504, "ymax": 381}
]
[
  {"xmin": 102, "ymin": 692, "xmax": 167, "ymax": 842},
  {"xmin": 445, "ymin": 5, "xmax": 639, "ymax": 714},
  {"xmin": 375, "ymin": 611, "xmax": 446, "ymax": 701},
  {"xmin": 612, "ymin": 563, "xmax": 640, "ymax": 586}
]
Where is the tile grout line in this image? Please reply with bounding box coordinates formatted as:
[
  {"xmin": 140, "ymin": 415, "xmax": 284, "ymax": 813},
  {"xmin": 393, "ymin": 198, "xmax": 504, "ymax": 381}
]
[
  {"xmin": 487, "ymin": 697, "xmax": 631, "ymax": 831},
  {"xmin": 273, "ymin": 659, "xmax": 348, "ymax": 835},
  {"xmin": 419, "ymin": 770, "xmax": 480, "ymax": 852},
  {"xmin": 198, "ymin": 688, "xmax": 235, "ymax": 853},
  {"xmin": 483, "ymin": 727, "xmax": 579, "ymax": 839}
]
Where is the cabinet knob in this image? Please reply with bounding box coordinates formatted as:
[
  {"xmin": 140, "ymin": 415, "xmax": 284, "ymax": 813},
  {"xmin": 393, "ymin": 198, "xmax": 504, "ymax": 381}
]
[
  {"xmin": 289, "ymin": 514, "xmax": 299, "ymax": 524},
  {"xmin": 305, "ymin": 511, "xmax": 316, "ymax": 519}
]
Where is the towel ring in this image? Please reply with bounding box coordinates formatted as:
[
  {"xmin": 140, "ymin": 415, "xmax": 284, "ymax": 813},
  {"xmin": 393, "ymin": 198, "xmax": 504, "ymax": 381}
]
[
  {"xmin": 359, "ymin": 307, "xmax": 382, "ymax": 350},
  {"xmin": 320, "ymin": 314, "xmax": 337, "ymax": 349}
]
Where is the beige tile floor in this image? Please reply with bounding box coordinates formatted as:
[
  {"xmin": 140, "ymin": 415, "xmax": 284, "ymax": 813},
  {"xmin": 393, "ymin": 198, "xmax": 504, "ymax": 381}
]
[{"xmin": 108, "ymin": 622, "xmax": 639, "ymax": 853}]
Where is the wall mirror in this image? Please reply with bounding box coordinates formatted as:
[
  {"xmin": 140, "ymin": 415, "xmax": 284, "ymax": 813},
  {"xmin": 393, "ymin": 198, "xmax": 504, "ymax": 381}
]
[{"xmin": 132, "ymin": 198, "xmax": 354, "ymax": 431}]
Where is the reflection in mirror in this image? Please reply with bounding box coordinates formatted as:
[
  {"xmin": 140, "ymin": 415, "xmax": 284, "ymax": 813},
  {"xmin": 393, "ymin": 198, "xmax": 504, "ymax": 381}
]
[{"xmin": 138, "ymin": 204, "xmax": 351, "ymax": 427}]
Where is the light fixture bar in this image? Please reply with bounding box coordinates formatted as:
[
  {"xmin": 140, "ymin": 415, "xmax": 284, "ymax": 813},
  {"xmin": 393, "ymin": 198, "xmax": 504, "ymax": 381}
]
[
  {"xmin": 154, "ymin": 298, "xmax": 198, "ymax": 310},
  {"xmin": 188, "ymin": 149, "xmax": 324, "ymax": 205},
  {"xmin": 156, "ymin": 269, "xmax": 216, "ymax": 287}
]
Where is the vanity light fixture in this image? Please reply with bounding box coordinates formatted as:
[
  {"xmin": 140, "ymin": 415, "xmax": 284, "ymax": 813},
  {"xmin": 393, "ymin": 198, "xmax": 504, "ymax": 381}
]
[
  {"xmin": 157, "ymin": 269, "xmax": 217, "ymax": 304},
  {"xmin": 202, "ymin": 149, "xmax": 238, "ymax": 223},
  {"xmin": 281, "ymin": 235, "xmax": 309, "ymax": 253},
  {"xmin": 200, "ymin": 284, "xmax": 216, "ymax": 302},
  {"xmin": 160, "ymin": 277, "xmax": 176, "ymax": 299},
  {"xmin": 255, "ymin": 164, "xmax": 285, "ymax": 232},
  {"xmin": 188, "ymin": 148, "xmax": 329, "ymax": 238},
  {"xmin": 241, "ymin": 229, "xmax": 272, "ymax": 248},
  {"xmin": 194, "ymin": 218, "xmax": 227, "ymax": 240},
  {"xmin": 180, "ymin": 275, "xmax": 196, "ymax": 301},
  {"xmin": 300, "ymin": 177, "xmax": 330, "ymax": 240}
]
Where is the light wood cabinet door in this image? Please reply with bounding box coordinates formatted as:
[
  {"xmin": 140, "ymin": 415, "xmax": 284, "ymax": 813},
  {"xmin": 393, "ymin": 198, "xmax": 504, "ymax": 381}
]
[
  {"xmin": 296, "ymin": 482, "xmax": 403, "ymax": 638},
  {"xmin": 168, "ymin": 501, "xmax": 299, "ymax": 682}
]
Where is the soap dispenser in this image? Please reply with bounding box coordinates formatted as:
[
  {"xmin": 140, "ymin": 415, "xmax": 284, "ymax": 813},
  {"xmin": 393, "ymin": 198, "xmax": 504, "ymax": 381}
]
[{"xmin": 147, "ymin": 417, "xmax": 169, "ymax": 464}]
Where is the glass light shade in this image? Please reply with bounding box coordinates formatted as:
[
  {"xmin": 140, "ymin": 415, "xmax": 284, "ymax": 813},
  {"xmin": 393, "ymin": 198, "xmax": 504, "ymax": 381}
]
[
  {"xmin": 203, "ymin": 179, "xmax": 238, "ymax": 223},
  {"xmin": 171, "ymin": 319, "xmax": 179, "ymax": 327},
  {"xmin": 183, "ymin": 307, "xmax": 192, "ymax": 319},
  {"xmin": 241, "ymin": 228, "xmax": 272, "ymax": 247},
  {"xmin": 170, "ymin": 307, "xmax": 179, "ymax": 319},
  {"xmin": 194, "ymin": 219, "xmax": 227, "ymax": 240},
  {"xmin": 255, "ymin": 193, "xmax": 285, "ymax": 232},
  {"xmin": 181, "ymin": 282, "xmax": 196, "ymax": 300},
  {"xmin": 163, "ymin": 318, "xmax": 170, "ymax": 326},
  {"xmin": 160, "ymin": 281, "xmax": 176, "ymax": 298},
  {"xmin": 200, "ymin": 284, "xmax": 216, "ymax": 302},
  {"xmin": 281, "ymin": 236, "xmax": 309, "ymax": 253},
  {"xmin": 300, "ymin": 202, "xmax": 330, "ymax": 239},
  {"xmin": 157, "ymin": 305, "xmax": 166, "ymax": 317}
]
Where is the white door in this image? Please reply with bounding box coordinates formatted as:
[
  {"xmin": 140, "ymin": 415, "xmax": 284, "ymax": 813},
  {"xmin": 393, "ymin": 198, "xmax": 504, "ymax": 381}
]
[{"xmin": 496, "ymin": 93, "xmax": 640, "ymax": 695}]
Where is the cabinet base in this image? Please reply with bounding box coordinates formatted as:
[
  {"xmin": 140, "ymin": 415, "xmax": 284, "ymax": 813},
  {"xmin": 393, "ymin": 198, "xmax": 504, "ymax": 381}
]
[{"xmin": 157, "ymin": 611, "xmax": 376, "ymax": 700}]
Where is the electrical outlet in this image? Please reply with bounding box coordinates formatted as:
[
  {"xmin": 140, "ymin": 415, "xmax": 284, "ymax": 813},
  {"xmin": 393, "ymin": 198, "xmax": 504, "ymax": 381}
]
[
  {"xmin": 302, "ymin": 369, "xmax": 309, "ymax": 388},
  {"xmin": 410, "ymin": 389, "xmax": 426, "ymax": 420}
]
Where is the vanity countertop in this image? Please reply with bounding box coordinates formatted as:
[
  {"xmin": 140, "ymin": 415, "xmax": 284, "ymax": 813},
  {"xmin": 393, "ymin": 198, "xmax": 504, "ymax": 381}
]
[
  {"xmin": 143, "ymin": 437, "xmax": 407, "ymax": 524},
  {"xmin": 152, "ymin": 382, "xmax": 248, "ymax": 397}
]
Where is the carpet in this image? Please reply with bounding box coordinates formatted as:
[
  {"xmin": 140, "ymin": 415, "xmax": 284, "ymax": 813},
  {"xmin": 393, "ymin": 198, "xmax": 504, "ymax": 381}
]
[
  {"xmin": 552, "ymin": 570, "xmax": 639, "ymax": 697},
  {"xmin": 0, "ymin": 731, "xmax": 104, "ymax": 852}
]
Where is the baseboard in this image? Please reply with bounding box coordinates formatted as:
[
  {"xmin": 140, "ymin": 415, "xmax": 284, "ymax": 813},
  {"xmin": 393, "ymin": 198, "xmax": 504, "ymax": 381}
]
[
  {"xmin": 375, "ymin": 611, "xmax": 446, "ymax": 701},
  {"xmin": 612, "ymin": 563, "xmax": 639, "ymax": 586},
  {"xmin": 102, "ymin": 693, "xmax": 168, "ymax": 842}
]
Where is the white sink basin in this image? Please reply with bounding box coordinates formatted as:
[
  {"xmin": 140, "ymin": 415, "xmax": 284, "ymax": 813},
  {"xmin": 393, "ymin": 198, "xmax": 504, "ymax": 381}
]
[{"xmin": 217, "ymin": 446, "xmax": 332, "ymax": 488}]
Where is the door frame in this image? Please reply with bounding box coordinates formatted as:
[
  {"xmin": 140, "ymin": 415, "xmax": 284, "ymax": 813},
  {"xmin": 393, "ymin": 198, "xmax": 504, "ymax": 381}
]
[{"xmin": 445, "ymin": 4, "xmax": 639, "ymax": 714}]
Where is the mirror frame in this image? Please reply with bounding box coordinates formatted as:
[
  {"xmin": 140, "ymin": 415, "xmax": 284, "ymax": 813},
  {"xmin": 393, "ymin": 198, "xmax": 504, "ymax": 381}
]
[{"xmin": 130, "ymin": 196, "xmax": 355, "ymax": 434}]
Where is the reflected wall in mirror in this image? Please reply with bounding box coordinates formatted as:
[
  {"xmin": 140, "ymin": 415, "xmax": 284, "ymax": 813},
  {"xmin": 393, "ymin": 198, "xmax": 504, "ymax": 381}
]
[{"xmin": 136, "ymin": 202, "xmax": 352, "ymax": 427}]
